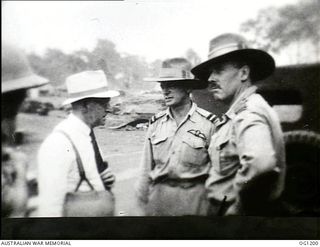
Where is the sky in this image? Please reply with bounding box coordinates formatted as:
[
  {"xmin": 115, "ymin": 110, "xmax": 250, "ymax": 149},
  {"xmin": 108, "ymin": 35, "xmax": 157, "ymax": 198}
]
[{"xmin": 3, "ymin": 0, "xmax": 300, "ymax": 64}]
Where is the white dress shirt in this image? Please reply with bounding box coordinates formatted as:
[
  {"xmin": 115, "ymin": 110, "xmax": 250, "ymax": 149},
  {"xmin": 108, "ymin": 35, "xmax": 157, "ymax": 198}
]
[{"xmin": 37, "ymin": 113, "xmax": 105, "ymax": 217}]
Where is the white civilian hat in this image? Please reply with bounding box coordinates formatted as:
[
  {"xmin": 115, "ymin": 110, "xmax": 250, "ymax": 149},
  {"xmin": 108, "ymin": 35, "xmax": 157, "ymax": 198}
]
[{"xmin": 62, "ymin": 70, "xmax": 120, "ymax": 105}]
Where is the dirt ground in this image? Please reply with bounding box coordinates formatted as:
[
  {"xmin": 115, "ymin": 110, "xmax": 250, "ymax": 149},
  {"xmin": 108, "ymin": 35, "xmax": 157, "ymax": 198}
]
[{"xmin": 17, "ymin": 109, "xmax": 149, "ymax": 216}]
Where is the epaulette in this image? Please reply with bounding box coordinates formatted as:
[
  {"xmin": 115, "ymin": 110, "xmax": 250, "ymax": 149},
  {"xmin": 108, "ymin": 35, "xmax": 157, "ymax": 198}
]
[
  {"xmin": 196, "ymin": 108, "xmax": 218, "ymax": 123},
  {"xmin": 149, "ymin": 111, "xmax": 166, "ymax": 124}
]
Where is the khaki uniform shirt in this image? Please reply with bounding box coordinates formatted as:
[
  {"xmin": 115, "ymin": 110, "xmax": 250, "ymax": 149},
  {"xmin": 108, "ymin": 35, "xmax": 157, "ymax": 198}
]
[
  {"xmin": 136, "ymin": 102, "xmax": 215, "ymax": 203},
  {"xmin": 206, "ymin": 86, "xmax": 286, "ymax": 215}
]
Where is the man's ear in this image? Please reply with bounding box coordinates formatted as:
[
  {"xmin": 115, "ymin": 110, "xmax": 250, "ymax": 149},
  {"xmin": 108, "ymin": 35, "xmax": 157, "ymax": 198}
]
[{"xmin": 240, "ymin": 65, "xmax": 250, "ymax": 82}]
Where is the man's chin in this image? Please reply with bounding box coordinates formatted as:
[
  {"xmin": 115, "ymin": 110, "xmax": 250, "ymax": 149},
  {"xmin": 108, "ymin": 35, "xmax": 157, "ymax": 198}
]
[{"xmin": 212, "ymin": 93, "xmax": 222, "ymax": 101}]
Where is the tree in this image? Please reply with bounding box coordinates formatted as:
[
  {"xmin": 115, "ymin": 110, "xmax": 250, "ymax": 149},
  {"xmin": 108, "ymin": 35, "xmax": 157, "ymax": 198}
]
[
  {"xmin": 240, "ymin": 0, "xmax": 320, "ymax": 62},
  {"xmin": 91, "ymin": 39, "xmax": 122, "ymax": 82},
  {"xmin": 185, "ymin": 48, "xmax": 201, "ymax": 67},
  {"xmin": 28, "ymin": 49, "xmax": 90, "ymax": 86},
  {"xmin": 27, "ymin": 37, "xmax": 164, "ymax": 91},
  {"xmin": 120, "ymin": 54, "xmax": 149, "ymax": 89}
]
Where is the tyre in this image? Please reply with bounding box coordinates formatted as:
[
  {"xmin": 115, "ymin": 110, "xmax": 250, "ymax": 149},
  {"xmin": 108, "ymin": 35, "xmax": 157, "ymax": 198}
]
[{"xmin": 281, "ymin": 130, "xmax": 320, "ymax": 216}]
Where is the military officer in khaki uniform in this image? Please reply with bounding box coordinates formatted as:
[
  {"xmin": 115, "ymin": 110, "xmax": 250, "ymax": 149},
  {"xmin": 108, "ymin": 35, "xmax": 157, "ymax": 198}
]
[
  {"xmin": 135, "ymin": 58, "xmax": 216, "ymax": 216},
  {"xmin": 191, "ymin": 33, "xmax": 286, "ymax": 216}
]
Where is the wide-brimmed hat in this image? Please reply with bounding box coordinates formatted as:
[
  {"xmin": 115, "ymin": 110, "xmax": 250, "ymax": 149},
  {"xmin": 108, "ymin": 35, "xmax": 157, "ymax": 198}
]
[
  {"xmin": 191, "ymin": 33, "xmax": 275, "ymax": 82},
  {"xmin": 2, "ymin": 43, "xmax": 48, "ymax": 93},
  {"xmin": 62, "ymin": 70, "xmax": 120, "ymax": 105},
  {"xmin": 144, "ymin": 57, "xmax": 207, "ymax": 89}
]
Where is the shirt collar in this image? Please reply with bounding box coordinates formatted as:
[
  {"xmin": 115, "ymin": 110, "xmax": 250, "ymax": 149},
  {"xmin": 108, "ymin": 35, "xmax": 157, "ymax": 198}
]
[
  {"xmin": 161, "ymin": 101, "xmax": 197, "ymax": 123},
  {"xmin": 225, "ymin": 85, "xmax": 257, "ymax": 120},
  {"xmin": 188, "ymin": 102, "xmax": 198, "ymax": 123},
  {"xmin": 68, "ymin": 113, "xmax": 92, "ymax": 136}
]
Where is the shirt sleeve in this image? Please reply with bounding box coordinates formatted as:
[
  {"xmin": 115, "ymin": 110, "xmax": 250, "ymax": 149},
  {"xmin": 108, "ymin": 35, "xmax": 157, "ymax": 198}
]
[
  {"xmin": 37, "ymin": 132, "xmax": 74, "ymax": 217},
  {"xmin": 232, "ymin": 110, "xmax": 278, "ymax": 198},
  {"xmin": 135, "ymin": 126, "xmax": 154, "ymax": 204}
]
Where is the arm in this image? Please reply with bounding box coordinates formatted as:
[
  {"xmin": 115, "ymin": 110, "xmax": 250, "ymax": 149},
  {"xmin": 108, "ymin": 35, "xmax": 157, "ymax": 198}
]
[
  {"xmin": 37, "ymin": 133, "xmax": 73, "ymax": 217},
  {"xmin": 233, "ymin": 111, "xmax": 278, "ymax": 200},
  {"xmin": 135, "ymin": 127, "xmax": 154, "ymax": 205}
]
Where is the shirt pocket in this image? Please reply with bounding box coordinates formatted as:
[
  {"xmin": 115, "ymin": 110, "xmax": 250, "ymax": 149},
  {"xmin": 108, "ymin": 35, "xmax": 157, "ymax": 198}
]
[
  {"xmin": 150, "ymin": 135, "xmax": 169, "ymax": 163},
  {"xmin": 212, "ymin": 134, "xmax": 239, "ymax": 176},
  {"xmin": 181, "ymin": 135, "xmax": 209, "ymax": 166}
]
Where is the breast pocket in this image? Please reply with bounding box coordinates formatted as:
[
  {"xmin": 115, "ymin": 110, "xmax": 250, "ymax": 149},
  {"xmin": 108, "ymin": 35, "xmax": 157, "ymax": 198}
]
[
  {"xmin": 150, "ymin": 135, "xmax": 169, "ymax": 162},
  {"xmin": 212, "ymin": 134, "xmax": 239, "ymax": 176},
  {"xmin": 181, "ymin": 135, "xmax": 209, "ymax": 166}
]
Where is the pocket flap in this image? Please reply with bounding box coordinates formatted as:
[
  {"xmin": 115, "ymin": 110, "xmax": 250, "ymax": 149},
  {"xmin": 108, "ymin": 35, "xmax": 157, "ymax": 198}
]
[
  {"xmin": 183, "ymin": 135, "xmax": 206, "ymax": 149},
  {"xmin": 214, "ymin": 128, "xmax": 232, "ymax": 149},
  {"xmin": 151, "ymin": 136, "xmax": 168, "ymax": 145},
  {"xmin": 215, "ymin": 135, "xmax": 229, "ymax": 149}
]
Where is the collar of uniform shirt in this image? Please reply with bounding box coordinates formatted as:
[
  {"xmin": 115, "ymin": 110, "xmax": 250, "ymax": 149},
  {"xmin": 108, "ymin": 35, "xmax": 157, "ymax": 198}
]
[
  {"xmin": 161, "ymin": 102, "xmax": 197, "ymax": 123},
  {"xmin": 225, "ymin": 85, "xmax": 257, "ymax": 120},
  {"xmin": 68, "ymin": 113, "xmax": 91, "ymax": 136}
]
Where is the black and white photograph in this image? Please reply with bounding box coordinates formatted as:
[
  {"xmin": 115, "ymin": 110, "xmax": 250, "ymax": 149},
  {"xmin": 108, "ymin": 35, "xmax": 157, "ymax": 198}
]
[{"xmin": 2, "ymin": 0, "xmax": 319, "ymax": 241}]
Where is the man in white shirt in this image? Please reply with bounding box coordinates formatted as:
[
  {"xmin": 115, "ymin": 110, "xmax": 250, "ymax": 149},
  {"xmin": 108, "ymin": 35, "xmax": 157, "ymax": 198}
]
[{"xmin": 37, "ymin": 70, "xmax": 119, "ymax": 217}]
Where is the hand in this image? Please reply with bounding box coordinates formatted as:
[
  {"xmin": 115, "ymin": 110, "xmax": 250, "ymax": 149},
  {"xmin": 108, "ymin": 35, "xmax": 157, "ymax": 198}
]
[
  {"xmin": 100, "ymin": 167, "xmax": 115, "ymax": 189},
  {"xmin": 2, "ymin": 148, "xmax": 29, "ymax": 217}
]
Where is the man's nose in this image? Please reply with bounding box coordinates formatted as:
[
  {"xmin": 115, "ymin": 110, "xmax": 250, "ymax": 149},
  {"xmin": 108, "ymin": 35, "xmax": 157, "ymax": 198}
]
[
  {"xmin": 208, "ymin": 75, "xmax": 218, "ymax": 85},
  {"xmin": 208, "ymin": 73, "xmax": 218, "ymax": 82}
]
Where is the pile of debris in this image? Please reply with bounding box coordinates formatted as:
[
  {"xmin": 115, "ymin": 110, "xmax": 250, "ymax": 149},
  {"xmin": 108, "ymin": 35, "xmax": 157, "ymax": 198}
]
[
  {"xmin": 20, "ymin": 89, "xmax": 166, "ymax": 130},
  {"xmin": 106, "ymin": 90, "xmax": 165, "ymax": 130},
  {"xmin": 20, "ymin": 99, "xmax": 55, "ymax": 116}
]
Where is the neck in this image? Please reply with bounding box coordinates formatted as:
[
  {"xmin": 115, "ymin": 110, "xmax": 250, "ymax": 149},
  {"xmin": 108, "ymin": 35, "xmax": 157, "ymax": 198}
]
[
  {"xmin": 72, "ymin": 110, "xmax": 93, "ymax": 129},
  {"xmin": 170, "ymin": 99, "xmax": 192, "ymax": 123},
  {"xmin": 229, "ymin": 81, "xmax": 252, "ymax": 107}
]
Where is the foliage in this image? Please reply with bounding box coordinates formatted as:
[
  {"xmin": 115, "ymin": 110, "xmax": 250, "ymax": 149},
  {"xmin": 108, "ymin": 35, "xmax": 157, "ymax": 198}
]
[
  {"xmin": 28, "ymin": 39, "xmax": 203, "ymax": 91},
  {"xmin": 240, "ymin": 0, "xmax": 320, "ymax": 57},
  {"xmin": 185, "ymin": 48, "xmax": 201, "ymax": 67}
]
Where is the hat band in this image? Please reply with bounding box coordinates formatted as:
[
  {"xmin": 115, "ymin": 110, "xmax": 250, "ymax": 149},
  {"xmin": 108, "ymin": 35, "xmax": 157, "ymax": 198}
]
[
  {"xmin": 159, "ymin": 68, "xmax": 193, "ymax": 79},
  {"xmin": 68, "ymin": 86, "xmax": 109, "ymax": 98},
  {"xmin": 208, "ymin": 42, "xmax": 247, "ymax": 59}
]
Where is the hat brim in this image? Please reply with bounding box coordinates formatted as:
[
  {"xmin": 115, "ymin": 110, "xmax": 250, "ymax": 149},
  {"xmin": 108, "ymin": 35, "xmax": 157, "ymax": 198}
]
[
  {"xmin": 191, "ymin": 49, "xmax": 275, "ymax": 82},
  {"xmin": 144, "ymin": 77, "xmax": 196, "ymax": 82},
  {"xmin": 143, "ymin": 78, "xmax": 208, "ymax": 89},
  {"xmin": 62, "ymin": 90, "xmax": 120, "ymax": 106},
  {"xmin": 2, "ymin": 73, "xmax": 49, "ymax": 93}
]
